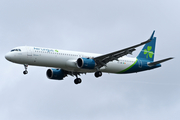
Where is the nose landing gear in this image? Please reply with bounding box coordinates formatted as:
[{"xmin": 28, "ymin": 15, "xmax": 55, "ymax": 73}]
[{"xmin": 23, "ymin": 64, "xmax": 28, "ymax": 75}]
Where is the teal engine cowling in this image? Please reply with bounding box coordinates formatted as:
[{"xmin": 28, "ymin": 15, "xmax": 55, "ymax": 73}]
[
  {"xmin": 46, "ymin": 69, "xmax": 66, "ymax": 80},
  {"xmin": 77, "ymin": 58, "xmax": 96, "ymax": 69}
]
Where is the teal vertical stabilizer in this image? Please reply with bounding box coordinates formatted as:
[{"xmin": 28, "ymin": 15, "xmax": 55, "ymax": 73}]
[{"xmin": 137, "ymin": 31, "xmax": 156, "ymax": 62}]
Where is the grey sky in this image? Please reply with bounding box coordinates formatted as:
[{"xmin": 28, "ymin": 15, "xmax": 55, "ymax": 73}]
[{"xmin": 0, "ymin": 0, "xmax": 179, "ymax": 120}]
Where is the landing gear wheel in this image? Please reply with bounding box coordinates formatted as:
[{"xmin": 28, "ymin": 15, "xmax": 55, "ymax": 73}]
[
  {"xmin": 23, "ymin": 71, "xmax": 28, "ymax": 75},
  {"xmin": 95, "ymin": 71, "xmax": 102, "ymax": 78},
  {"xmin": 74, "ymin": 78, "xmax": 82, "ymax": 84}
]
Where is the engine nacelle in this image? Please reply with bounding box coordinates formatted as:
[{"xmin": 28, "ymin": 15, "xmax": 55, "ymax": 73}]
[
  {"xmin": 46, "ymin": 69, "xmax": 66, "ymax": 80},
  {"xmin": 77, "ymin": 58, "xmax": 95, "ymax": 69}
]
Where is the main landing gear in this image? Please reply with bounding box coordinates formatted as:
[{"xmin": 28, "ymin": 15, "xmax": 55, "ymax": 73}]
[
  {"xmin": 94, "ymin": 71, "xmax": 102, "ymax": 78},
  {"xmin": 74, "ymin": 78, "xmax": 82, "ymax": 84},
  {"xmin": 23, "ymin": 64, "xmax": 28, "ymax": 75},
  {"xmin": 74, "ymin": 74, "xmax": 82, "ymax": 84},
  {"xmin": 74, "ymin": 71, "xmax": 102, "ymax": 85}
]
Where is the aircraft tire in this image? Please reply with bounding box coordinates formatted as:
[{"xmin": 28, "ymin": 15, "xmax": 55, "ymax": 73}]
[
  {"xmin": 95, "ymin": 71, "xmax": 102, "ymax": 78},
  {"xmin": 23, "ymin": 71, "xmax": 28, "ymax": 75},
  {"xmin": 74, "ymin": 78, "xmax": 82, "ymax": 84}
]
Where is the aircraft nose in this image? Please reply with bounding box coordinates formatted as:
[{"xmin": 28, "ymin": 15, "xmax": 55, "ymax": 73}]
[{"xmin": 5, "ymin": 53, "xmax": 12, "ymax": 61}]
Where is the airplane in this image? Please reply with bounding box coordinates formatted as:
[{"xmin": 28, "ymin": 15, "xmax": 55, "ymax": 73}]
[{"xmin": 5, "ymin": 31, "xmax": 173, "ymax": 84}]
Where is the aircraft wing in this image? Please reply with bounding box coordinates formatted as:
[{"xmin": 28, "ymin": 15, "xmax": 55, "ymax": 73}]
[
  {"xmin": 62, "ymin": 69, "xmax": 86, "ymax": 77},
  {"xmin": 93, "ymin": 39, "xmax": 151, "ymax": 68}
]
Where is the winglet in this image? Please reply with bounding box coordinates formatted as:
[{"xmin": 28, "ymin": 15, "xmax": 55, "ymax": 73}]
[{"xmin": 149, "ymin": 30, "xmax": 155, "ymax": 40}]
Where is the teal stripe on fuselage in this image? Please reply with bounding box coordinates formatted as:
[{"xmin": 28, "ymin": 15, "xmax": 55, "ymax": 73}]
[
  {"xmin": 118, "ymin": 58, "xmax": 138, "ymax": 73},
  {"xmin": 117, "ymin": 58, "xmax": 161, "ymax": 74}
]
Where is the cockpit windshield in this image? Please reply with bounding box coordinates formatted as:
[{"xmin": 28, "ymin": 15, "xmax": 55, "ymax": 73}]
[{"xmin": 11, "ymin": 49, "xmax": 21, "ymax": 52}]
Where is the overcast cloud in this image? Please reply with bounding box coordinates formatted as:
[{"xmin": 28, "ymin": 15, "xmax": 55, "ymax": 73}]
[{"xmin": 0, "ymin": 0, "xmax": 180, "ymax": 120}]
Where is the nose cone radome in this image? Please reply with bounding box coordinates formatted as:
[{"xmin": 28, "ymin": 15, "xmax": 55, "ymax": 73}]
[{"xmin": 5, "ymin": 53, "xmax": 12, "ymax": 61}]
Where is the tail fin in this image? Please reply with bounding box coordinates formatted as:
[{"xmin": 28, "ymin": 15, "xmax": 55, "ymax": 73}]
[{"xmin": 137, "ymin": 31, "xmax": 156, "ymax": 61}]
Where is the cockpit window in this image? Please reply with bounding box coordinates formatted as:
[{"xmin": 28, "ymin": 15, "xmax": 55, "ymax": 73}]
[{"xmin": 11, "ymin": 49, "xmax": 21, "ymax": 52}]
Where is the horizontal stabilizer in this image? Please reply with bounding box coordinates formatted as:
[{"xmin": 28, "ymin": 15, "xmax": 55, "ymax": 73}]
[{"xmin": 148, "ymin": 57, "xmax": 174, "ymax": 66}]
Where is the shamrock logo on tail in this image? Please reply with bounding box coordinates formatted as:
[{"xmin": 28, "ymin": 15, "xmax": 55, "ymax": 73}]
[{"xmin": 144, "ymin": 46, "xmax": 154, "ymax": 59}]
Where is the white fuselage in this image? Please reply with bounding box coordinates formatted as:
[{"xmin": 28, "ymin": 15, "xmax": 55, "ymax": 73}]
[{"xmin": 5, "ymin": 46, "xmax": 137, "ymax": 74}]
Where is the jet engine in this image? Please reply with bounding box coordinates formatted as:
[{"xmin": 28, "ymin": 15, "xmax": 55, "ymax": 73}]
[
  {"xmin": 77, "ymin": 58, "xmax": 96, "ymax": 69},
  {"xmin": 46, "ymin": 68, "xmax": 66, "ymax": 80}
]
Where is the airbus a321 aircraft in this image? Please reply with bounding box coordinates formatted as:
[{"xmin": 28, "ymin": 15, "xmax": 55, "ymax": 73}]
[{"xmin": 5, "ymin": 31, "xmax": 173, "ymax": 84}]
